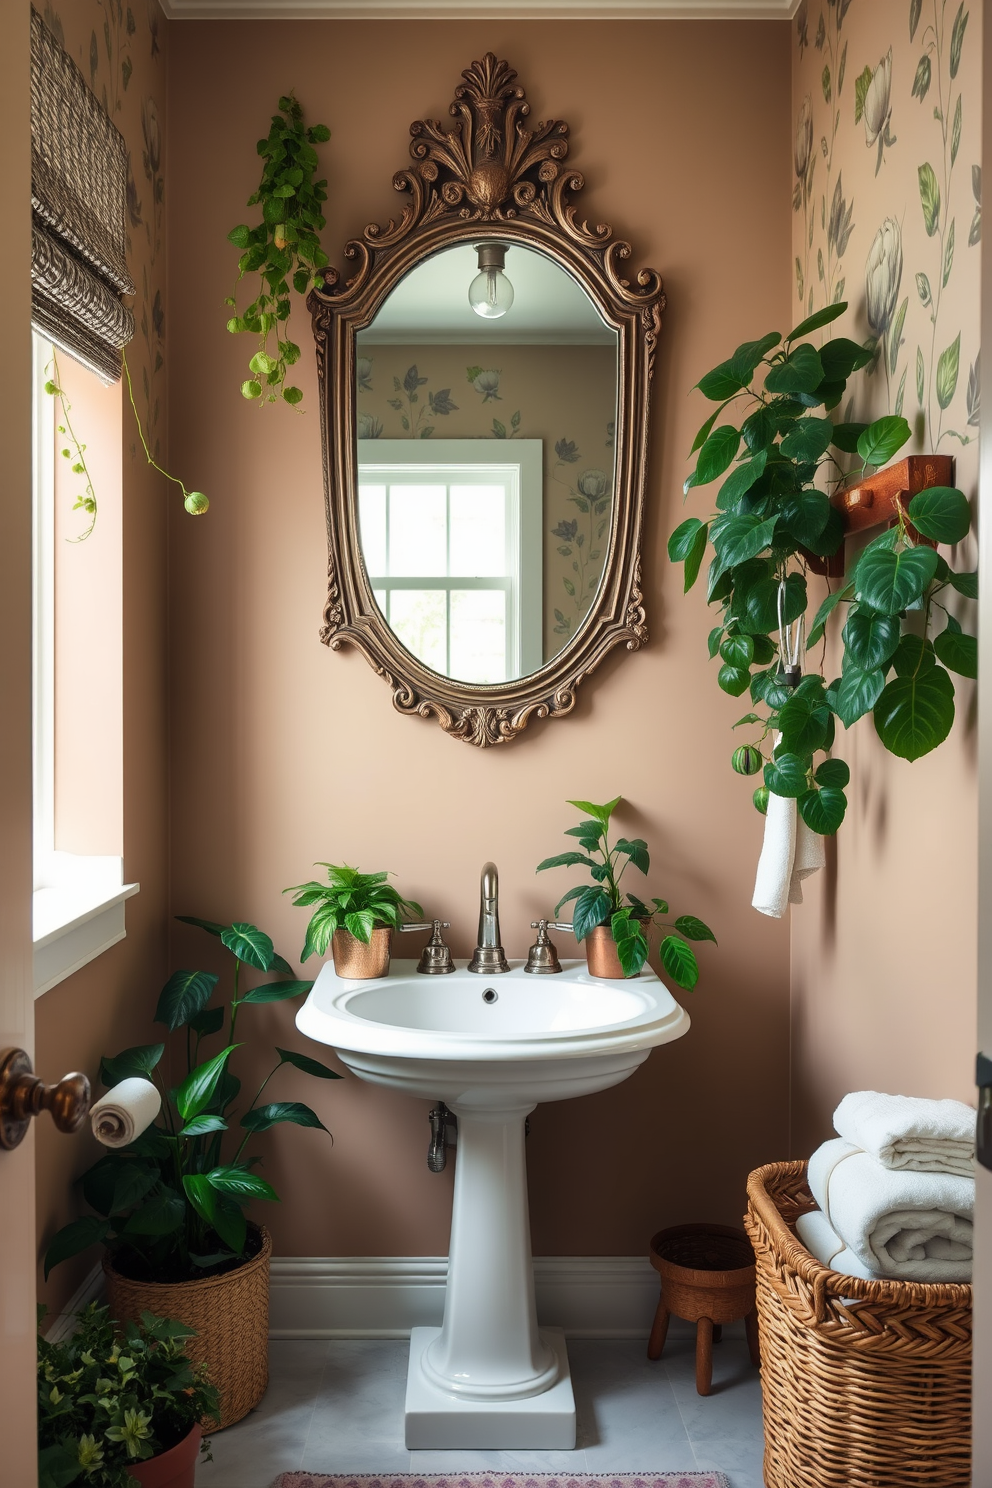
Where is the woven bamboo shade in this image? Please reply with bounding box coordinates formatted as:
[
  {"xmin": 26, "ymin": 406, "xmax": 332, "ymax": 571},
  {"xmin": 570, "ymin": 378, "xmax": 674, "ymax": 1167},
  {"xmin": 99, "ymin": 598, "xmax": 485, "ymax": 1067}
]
[{"xmin": 30, "ymin": 8, "xmax": 135, "ymax": 381}]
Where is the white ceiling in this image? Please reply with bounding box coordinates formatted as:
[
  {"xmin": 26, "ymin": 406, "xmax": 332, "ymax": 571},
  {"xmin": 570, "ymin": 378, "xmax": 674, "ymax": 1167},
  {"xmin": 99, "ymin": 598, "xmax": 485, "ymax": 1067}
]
[
  {"xmin": 159, "ymin": 0, "xmax": 800, "ymax": 19},
  {"xmin": 358, "ymin": 242, "xmax": 616, "ymax": 346}
]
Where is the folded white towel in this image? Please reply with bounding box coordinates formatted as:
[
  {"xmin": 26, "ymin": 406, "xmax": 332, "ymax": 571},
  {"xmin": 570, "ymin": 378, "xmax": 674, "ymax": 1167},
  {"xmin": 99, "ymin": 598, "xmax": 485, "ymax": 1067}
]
[
  {"xmin": 752, "ymin": 754, "xmax": 825, "ymax": 919},
  {"xmin": 808, "ymin": 1137, "xmax": 973, "ymax": 1283},
  {"xmin": 834, "ymin": 1089, "xmax": 975, "ymax": 1177},
  {"xmin": 795, "ymin": 1208, "xmax": 876, "ymax": 1280},
  {"xmin": 90, "ymin": 1078, "xmax": 162, "ymax": 1148}
]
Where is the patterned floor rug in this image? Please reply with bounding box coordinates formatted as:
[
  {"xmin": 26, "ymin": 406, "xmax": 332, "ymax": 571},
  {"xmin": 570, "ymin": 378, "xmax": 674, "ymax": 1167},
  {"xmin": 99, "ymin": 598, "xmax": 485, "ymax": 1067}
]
[{"xmin": 272, "ymin": 1476, "xmax": 732, "ymax": 1488}]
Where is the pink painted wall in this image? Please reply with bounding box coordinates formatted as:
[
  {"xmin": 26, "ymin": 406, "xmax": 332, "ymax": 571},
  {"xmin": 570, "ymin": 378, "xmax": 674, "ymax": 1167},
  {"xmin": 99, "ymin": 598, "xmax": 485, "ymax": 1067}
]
[{"xmin": 166, "ymin": 18, "xmax": 794, "ymax": 1257}]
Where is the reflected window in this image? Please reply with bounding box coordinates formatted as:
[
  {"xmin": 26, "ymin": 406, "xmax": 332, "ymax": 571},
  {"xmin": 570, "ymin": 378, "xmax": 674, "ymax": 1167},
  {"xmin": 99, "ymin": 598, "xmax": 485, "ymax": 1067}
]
[{"xmin": 358, "ymin": 440, "xmax": 542, "ymax": 683}]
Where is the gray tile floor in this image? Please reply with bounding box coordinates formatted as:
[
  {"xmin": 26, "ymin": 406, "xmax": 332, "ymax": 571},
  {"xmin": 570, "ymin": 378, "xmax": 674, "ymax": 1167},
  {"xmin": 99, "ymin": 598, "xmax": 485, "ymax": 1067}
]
[{"xmin": 195, "ymin": 1331, "xmax": 765, "ymax": 1488}]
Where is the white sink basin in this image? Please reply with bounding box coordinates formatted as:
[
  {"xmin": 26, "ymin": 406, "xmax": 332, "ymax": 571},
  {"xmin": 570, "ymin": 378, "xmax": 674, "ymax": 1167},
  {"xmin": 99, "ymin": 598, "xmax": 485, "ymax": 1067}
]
[{"xmin": 297, "ymin": 957, "xmax": 690, "ymax": 1449}]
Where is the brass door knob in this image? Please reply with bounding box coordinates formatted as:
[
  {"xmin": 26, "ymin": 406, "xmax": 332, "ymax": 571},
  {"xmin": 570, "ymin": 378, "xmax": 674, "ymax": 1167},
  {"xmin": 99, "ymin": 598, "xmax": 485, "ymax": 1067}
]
[{"xmin": 0, "ymin": 1048, "xmax": 91, "ymax": 1150}]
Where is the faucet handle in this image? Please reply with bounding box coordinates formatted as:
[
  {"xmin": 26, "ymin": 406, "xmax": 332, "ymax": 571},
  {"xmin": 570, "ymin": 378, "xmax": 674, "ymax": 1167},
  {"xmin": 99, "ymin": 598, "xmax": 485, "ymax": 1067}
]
[
  {"xmin": 544, "ymin": 921, "xmax": 577, "ymax": 935},
  {"xmin": 408, "ymin": 919, "xmax": 455, "ymax": 975},
  {"xmin": 400, "ymin": 921, "xmax": 444, "ymax": 934},
  {"xmin": 525, "ymin": 919, "xmax": 563, "ymax": 974}
]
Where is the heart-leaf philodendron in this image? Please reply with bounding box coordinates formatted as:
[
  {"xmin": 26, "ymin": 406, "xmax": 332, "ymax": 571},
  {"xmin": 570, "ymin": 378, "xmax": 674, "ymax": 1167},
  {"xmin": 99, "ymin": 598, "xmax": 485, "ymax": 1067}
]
[
  {"xmin": 669, "ymin": 302, "xmax": 976, "ymax": 830},
  {"xmin": 537, "ymin": 797, "xmax": 716, "ymax": 983},
  {"xmin": 45, "ymin": 917, "xmax": 340, "ymax": 1285}
]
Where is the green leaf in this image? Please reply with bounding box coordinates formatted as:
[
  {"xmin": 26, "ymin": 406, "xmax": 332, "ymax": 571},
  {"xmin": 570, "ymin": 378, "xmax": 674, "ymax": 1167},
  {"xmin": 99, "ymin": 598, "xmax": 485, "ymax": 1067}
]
[
  {"xmin": 764, "ymin": 344, "xmax": 824, "ymax": 395},
  {"xmin": 807, "ymin": 583, "xmax": 853, "ymax": 648},
  {"xmin": 696, "ymin": 361, "xmax": 748, "ymax": 401},
  {"xmin": 176, "ymin": 914, "xmax": 226, "ymax": 937},
  {"xmin": 572, "ymin": 886, "xmax": 612, "ymax": 942},
  {"xmin": 892, "ymin": 634, "xmax": 937, "ymax": 678},
  {"xmin": 742, "ymin": 573, "xmax": 807, "ymax": 636},
  {"xmin": 276, "ymin": 1046, "xmax": 343, "ymax": 1079},
  {"xmin": 917, "ymin": 345, "xmax": 926, "ymax": 404},
  {"xmin": 695, "ymin": 425, "xmax": 741, "ymax": 485},
  {"xmin": 189, "ymin": 1005, "xmax": 225, "ymax": 1038},
  {"xmin": 780, "ymin": 416, "xmax": 834, "ymax": 462},
  {"xmin": 943, "ymin": 217, "xmax": 956, "ymax": 286},
  {"xmin": 718, "ymin": 664, "xmax": 751, "ymax": 697},
  {"xmin": 712, "ymin": 514, "xmax": 778, "ymax": 570},
  {"xmin": 763, "ymin": 753, "xmax": 809, "ymax": 798},
  {"xmin": 683, "ymin": 524, "xmax": 708, "ymax": 593},
  {"xmin": 241, "ymin": 978, "xmax": 314, "ymax": 1003},
  {"xmin": 179, "ymin": 1114, "xmax": 228, "ymax": 1138},
  {"xmin": 830, "ymin": 421, "xmax": 870, "ymax": 453},
  {"xmin": 175, "ymin": 1045, "xmax": 240, "ymax": 1123},
  {"xmin": 720, "ymin": 634, "xmax": 755, "ymax": 669},
  {"xmin": 669, "ymin": 517, "xmax": 704, "ymax": 562},
  {"xmin": 240, "ymin": 1101, "xmax": 328, "ymax": 1133},
  {"xmin": 716, "ymin": 450, "xmax": 769, "ymax": 511},
  {"xmin": 123, "ymin": 1189, "xmax": 186, "ymax": 1236},
  {"xmin": 537, "ymin": 851, "xmax": 600, "ymax": 872},
  {"xmin": 777, "ymin": 689, "xmax": 832, "ymax": 756},
  {"xmin": 827, "ymin": 664, "xmax": 886, "ymax": 726},
  {"xmin": 673, "ymin": 915, "xmax": 717, "ymax": 944},
  {"xmin": 182, "ymin": 1174, "xmax": 246, "ymax": 1254},
  {"xmin": 908, "ymin": 485, "xmax": 971, "ymax": 543},
  {"xmin": 854, "ymin": 542, "xmax": 939, "ymax": 613},
  {"xmin": 208, "ymin": 1165, "xmax": 280, "ymax": 1201},
  {"xmin": 567, "ymin": 797, "xmax": 620, "ymax": 825},
  {"xmin": 614, "ymin": 917, "xmax": 649, "ymax": 978},
  {"xmin": 842, "ymin": 606, "xmax": 901, "ymax": 670},
  {"xmin": 934, "ymin": 627, "xmax": 977, "ymax": 678},
  {"xmin": 660, "ymin": 935, "xmax": 699, "ymax": 991},
  {"xmin": 857, "ymin": 415, "xmax": 912, "ymax": 467},
  {"xmin": 44, "ymin": 1216, "xmax": 110, "ymax": 1278},
  {"xmin": 707, "ymin": 626, "xmax": 724, "ymax": 660},
  {"xmin": 154, "ymin": 970, "xmax": 218, "ymax": 1033},
  {"xmin": 108, "ymin": 1163, "xmax": 159, "ymax": 1213},
  {"xmin": 780, "ymin": 491, "xmax": 832, "ymax": 547},
  {"xmin": 949, "ymin": 1, "xmax": 968, "ymax": 77},
  {"xmin": 39, "ymin": 1442, "xmax": 84, "ymax": 1488},
  {"xmin": 874, "ymin": 665, "xmax": 955, "ymax": 759},
  {"xmin": 729, "ymin": 331, "xmax": 782, "ymax": 382},
  {"xmin": 786, "ymin": 303, "xmax": 846, "ymax": 340},
  {"xmin": 100, "ymin": 1043, "xmax": 165, "ymax": 1087},
  {"xmin": 615, "ymin": 837, "xmax": 650, "ymax": 874},
  {"xmin": 799, "ymin": 785, "xmax": 848, "ymax": 835},
  {"xmin": 948, "ymin": 568, "xmax": 978, "ymax": 598},
  {"xmin": 936, "ymin": 333, "xmax": 961, "ymax": 410},
  {"xmin": 221, "ymin": 922, "xmax": 275, "ymax": 971},
  {"xmin": 910, "ymin": 0, "xmax": 923, "ymax": 39},
  {"xmin": 815, "ymin": 757, "xmax": 851, "ymax": 788},
  {"xmin": 920, "ymin": 161, "xmax": 941, "ymax": 236}
]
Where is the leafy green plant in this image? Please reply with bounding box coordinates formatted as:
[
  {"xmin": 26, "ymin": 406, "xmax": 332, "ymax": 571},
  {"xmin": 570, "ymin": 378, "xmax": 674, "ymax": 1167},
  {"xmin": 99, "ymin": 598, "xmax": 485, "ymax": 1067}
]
[
  {"xmin": 286, "ymin": 865, "xmax": 423, "ymax": 961},
  {"xmin": 669, "ymin": 300, "xmax": 977, "ymax": 836},
  {"xmin": 536, "ymin": 797, "xmax": 716, "ymax": 984},
  {"xmin": 227, "ymin": 94, "xmax": 330, "ymax": 409},
  {"xmin": 38, "ymin": 1303, "xmax": 218, "ymax": 1488},
  {"xmin": 44, "ymin": 917, "xmax": 338, "ymax": 1285}
]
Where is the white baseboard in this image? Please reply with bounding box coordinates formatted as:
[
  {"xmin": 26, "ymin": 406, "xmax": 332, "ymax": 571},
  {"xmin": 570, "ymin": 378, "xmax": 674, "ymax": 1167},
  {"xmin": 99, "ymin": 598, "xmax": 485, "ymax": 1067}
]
[
  {"xmin": 269, "ymin": 1255, "xmax": 660, "ymax": 1339},
  {"xmin": 45, "ymin": 1262, "xmax": 105, "ymax": 1342}
]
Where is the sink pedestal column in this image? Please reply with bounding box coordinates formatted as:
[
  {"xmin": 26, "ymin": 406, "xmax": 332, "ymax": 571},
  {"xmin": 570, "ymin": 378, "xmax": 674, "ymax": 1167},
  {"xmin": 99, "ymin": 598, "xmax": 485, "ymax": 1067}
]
[{"xmin": 404, "ymin": 1105, "xmax": 576, "ymax": 1449}]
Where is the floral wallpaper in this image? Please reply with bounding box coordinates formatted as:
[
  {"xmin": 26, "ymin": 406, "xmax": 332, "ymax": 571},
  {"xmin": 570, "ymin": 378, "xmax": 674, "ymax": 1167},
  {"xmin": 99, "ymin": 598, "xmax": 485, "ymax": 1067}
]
[
  {"xmin": 43, "ymin": 0, "xmax": 166, "ymax": 461},
  {"xmin": 793, "ymin": 0, "xmax": 980, "ymax": 469},
  {"xmin": 355, "ymin": 341, "xmax": 617, "ymax": 659}
]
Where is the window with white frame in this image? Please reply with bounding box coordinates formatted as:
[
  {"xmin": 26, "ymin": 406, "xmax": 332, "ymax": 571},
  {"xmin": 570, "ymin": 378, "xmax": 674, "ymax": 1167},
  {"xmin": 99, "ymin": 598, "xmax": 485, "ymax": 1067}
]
[
  {"xmin": 357, "ymin": 439, "xmax": 543, "ymax": 683},
  {"xmin": 31, "ymin": 331, "xmax": 136, "ymax": 996}
]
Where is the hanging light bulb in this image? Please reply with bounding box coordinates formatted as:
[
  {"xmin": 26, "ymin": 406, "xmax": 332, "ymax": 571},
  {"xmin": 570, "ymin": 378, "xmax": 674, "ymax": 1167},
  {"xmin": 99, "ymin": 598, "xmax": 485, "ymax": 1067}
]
[{"xmin": 469, "ymin": 241, "xmax": 514, "ymax": 320}]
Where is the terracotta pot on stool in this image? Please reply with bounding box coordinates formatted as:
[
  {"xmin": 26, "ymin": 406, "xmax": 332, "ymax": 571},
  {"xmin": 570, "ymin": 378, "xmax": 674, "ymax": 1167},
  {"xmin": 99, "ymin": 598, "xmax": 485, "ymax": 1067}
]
[{"xmin": 648, "ymin": 1224, "xmax": 760, "ymax": 1395}]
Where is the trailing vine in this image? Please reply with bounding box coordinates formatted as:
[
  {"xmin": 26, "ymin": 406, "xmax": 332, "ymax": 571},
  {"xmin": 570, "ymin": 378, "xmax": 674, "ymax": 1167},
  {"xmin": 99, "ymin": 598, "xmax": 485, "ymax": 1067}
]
[
  {"xmin": 669, "ymin": 300, "xmax": 977, "ymax": 838},
  {"xmin": 45, "ymin": 351, "xmax": 99, "ymax": 541},
  {"xmin": 226, "ymin": 94, "xmax": 330, "ymax": 409}
]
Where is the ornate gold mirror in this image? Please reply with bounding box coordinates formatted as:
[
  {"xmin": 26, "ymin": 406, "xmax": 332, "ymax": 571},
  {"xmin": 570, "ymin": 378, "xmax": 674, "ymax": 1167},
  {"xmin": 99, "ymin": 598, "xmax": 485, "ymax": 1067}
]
[{"xmin": 309, "ymin": 54, "xmax": 665, "ymax": 746}]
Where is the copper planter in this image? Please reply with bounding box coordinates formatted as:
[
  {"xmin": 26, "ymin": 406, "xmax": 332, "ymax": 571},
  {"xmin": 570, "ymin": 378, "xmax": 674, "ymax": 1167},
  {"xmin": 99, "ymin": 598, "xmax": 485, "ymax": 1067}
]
[
  {"xmin": 331, "ymin": 925, "xmax": 392, "ymax": 979},
  {"xmin": 584, "ymin": 924, "xmax": 627, "ymax": 979}
]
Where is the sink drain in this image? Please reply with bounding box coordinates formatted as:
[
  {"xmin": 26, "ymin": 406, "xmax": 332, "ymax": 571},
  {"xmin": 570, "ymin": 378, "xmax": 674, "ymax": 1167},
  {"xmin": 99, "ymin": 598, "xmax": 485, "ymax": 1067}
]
[{"xmin": 482, "ymin": 988, "xmax": 498, "ymax": 1004}]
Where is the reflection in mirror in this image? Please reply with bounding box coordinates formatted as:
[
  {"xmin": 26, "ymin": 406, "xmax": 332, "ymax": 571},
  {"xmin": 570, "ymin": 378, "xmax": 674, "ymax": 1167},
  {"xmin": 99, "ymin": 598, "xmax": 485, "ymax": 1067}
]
[{"xmin": 355, "ymin": 241, "xmax": 618, "ymax": 685}]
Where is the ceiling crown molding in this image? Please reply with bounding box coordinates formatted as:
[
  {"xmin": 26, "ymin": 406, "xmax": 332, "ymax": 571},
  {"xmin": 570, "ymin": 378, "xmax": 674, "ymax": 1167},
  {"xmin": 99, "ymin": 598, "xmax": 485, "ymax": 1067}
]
[{"xmin": 158, "ymin": 0, "xmax": 801, "ymax": 19}]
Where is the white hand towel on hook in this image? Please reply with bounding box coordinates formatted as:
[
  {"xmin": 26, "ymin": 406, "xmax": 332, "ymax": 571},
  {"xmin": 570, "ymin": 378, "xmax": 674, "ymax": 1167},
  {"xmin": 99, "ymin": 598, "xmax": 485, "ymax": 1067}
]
[{"xmin": 751, "ymin": 739, "xmax": 826, "ymax": 918}]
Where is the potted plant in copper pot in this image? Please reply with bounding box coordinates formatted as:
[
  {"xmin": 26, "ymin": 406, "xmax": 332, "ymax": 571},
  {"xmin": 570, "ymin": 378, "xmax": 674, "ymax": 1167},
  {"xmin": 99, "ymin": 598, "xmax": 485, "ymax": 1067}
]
[
  {"xmin": 43, "ymin": 916, "xmax": 340, "ymax": 1429},
  {"xmin": 37, "ymin": 1303, "xmax": 218, "ymax": 1488},
  {"xmin": 537, "ymin": 797, "xmax": 716, "ymax": 984},
  {"xmin": 285, "ymin": 863, "xmax": 423, "ymax": 979}
]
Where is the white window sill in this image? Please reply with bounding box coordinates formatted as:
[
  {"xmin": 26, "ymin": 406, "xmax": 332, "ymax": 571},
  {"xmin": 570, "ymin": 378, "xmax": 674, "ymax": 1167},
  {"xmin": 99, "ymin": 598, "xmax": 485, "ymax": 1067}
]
[{"xmin": 33, "ymin": 856, "xmax": 139, "ymax": 997}]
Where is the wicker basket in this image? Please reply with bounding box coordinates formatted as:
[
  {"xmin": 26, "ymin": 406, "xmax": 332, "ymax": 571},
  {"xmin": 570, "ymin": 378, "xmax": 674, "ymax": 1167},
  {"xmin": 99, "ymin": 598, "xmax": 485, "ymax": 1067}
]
[
  {"xmin": 104, "ymin": 1226, "xmax": 271, "ymax": 1430},
  {"xmin": 745, "ymin": 1160, "xmax": 972, "ymax": 1488}
]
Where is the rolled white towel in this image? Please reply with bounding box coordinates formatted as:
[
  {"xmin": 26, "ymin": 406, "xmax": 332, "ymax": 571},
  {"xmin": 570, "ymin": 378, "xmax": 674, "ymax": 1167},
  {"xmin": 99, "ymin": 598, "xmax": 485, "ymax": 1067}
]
[
  {"xmin": 808, "ymin": 1137, "xmax": 973, "ymax": 1283},
  {"xmin": 752, "ymin": 741, "xmax": 825, "ymax": 919},
  {"xmin": 834, "ymin": 1089, "xmax": 975, "ymax": 1177},
  {"xmin": 795, "ymin": 1208, "xmax": 876, "ymax": 1280},
  {"xmin": 90, "ymin": 1078, "xmax": 162, "ymax": 1148}
]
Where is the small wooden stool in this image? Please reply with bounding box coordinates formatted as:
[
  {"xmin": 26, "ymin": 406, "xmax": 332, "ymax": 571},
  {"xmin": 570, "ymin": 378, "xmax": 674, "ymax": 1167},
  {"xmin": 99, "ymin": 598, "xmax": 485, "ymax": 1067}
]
[{"xmin": 648, "ymin": 1223, "xmax": 760, "ymax": 1395}]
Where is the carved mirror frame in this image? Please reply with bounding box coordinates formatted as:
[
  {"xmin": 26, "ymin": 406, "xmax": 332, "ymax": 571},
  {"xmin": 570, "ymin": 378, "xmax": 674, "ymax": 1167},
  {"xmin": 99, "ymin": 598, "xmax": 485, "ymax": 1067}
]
[{"xmin": 309, "ymin": 53, "xmax": 665, "ymax": 747}]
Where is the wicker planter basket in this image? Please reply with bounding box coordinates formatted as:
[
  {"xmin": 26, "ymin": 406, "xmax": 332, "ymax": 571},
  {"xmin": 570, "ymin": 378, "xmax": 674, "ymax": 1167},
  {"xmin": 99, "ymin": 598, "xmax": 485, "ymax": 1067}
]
[
  {"xmin": 745, "ymin": 1160, "xmax": 972, "ymax": 1488},
  {"xmin": 104, "ymin": 1226, "xmax": 271, "ymax": 1431}
]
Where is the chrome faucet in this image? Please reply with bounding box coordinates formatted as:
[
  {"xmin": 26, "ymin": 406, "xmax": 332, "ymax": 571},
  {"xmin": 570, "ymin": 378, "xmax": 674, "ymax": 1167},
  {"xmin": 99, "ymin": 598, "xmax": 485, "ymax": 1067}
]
[{"xmin": 467, "ymin": 861, "xmax": 510, "ymax": 973}]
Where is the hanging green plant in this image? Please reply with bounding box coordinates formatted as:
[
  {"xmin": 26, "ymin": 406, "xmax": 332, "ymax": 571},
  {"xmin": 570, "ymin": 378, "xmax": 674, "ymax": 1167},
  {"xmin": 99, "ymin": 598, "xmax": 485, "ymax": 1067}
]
[
  {"xmin": 226, "ymin": 94, "xmax": 330, "ymax": 409},
  {"xmin": 669, "ymin": 300, "xmax": 977, "ymax": 838}
]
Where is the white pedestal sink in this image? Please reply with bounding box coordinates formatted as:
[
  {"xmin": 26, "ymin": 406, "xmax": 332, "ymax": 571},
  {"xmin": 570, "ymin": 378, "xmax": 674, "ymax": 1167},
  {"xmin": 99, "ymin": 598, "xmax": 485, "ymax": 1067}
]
[{"xmin": 297, "ymin": 958, "xmax": 689, "ymax": 1449}]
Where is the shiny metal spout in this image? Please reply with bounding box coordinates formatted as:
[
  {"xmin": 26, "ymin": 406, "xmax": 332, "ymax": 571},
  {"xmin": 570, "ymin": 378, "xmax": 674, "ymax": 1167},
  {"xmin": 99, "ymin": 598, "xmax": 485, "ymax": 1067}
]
[{"xmin": 467, "ymin": 861, "xmax": 510, "ymax": 974}]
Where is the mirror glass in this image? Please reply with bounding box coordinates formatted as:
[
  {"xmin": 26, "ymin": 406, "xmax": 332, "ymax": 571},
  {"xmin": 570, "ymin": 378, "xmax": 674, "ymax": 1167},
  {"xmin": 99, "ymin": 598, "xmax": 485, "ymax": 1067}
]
[{"xmin": 355, "ymin": 241, "xmax": 619, "ymax": 684}]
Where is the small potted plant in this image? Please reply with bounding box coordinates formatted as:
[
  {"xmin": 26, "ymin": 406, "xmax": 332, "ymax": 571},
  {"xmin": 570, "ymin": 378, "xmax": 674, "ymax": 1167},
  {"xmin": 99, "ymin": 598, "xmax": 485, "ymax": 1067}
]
[
  {"xmin": 537, "ymin": 797, "xmax": 716, "ymax": 983},
  {"xmin": 38, "ymin": 1302, "xmax": 219, "ymax": 1488},
  {"xmin": 285, "ymin": 863, "xmax": 423, "ymax": 979},
  {"xmin": 44, "ymin": 915, "xmax": 340, "ymax": 1429}
]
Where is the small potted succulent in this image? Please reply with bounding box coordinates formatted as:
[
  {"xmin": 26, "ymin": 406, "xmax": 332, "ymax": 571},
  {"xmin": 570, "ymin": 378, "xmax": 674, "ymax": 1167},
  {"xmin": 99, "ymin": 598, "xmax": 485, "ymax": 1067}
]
[
  {"xmin": 38, "ymin": 1303, "xmax": 219, "ymax": 1488},
  {"xmin": 44, "ymin": 915, "xmax": 340, "ymax": 1429},
  {"xmin": 285, "ymin": 863, "xmax": 423, "ymax": 979},
  {"xmin": 537, "ymin": 797, "xmax": 716, "ymax": 983}
]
